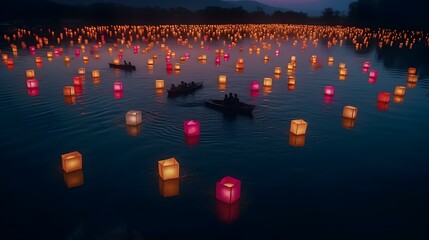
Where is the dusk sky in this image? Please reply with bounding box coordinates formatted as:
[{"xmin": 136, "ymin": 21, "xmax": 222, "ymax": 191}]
[{"xmin": 51, "ymin": 0, "xmax": 356, "ymax": 16}]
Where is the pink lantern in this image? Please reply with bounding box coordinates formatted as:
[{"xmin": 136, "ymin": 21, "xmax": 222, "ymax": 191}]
[
  {"xmin": 73, "ymin": 76, "xmax": 83, "ymax": 86},
  {"xmin": 26, "ymin": 79, "xmax": 39, "ymax": 89},
  {"xmin": 184, "ymin": 120, "xmax": 200, "ymax": 137},
  {"xmin": 74, "ymin": 49, "xmax": 80, "ymax": 56},
  {"xmin": 101, "ymin": 35, "xmax": 105, "ymax": 41},
  {"xmin": 184, "ymin": 53, "xmax": 190, "ymax": 59},
  {"xmin": 166, "ymin": 55, "xmax": 171, "ymax": 62},
  {"xmin": 275, "ymin": 50, "xmax": 279, "ymax": 56},
  {"xmin": 324, "ymin": 86, "xmax": 334, "ymax": 96},
  {"xmin": 215, "ymin": 56, "xmax": 221, "ymax": 65},
  {"xmin": 216, "ymin": 176, "xmax": 241, "ymax": 204},
  {"xmin": 29, "ymin": 46, "xmax": 36, "ymax": 52},
  {"xmin": 250, "ymin": 81, "xmax": 259, "ymax": 92},
  {"xmin": 54, "ymin": 48, "xmax": 60, "ymax": 55},
  {"xmin": 363, "ymin": 61, "xmax": 370, "ymax": 68},
  {"xmin": 113, "ymin": 81, "xmax": 123, "ymax": 91},
  {"xmin": 369, "ymin": 70, "xmax": 378, "ymax": 78},
  {"xmin": 362, "ymin": 67, "xmax": 369, "ymax": 73},
  {"xmin": 378, "ymin": 92, "xmax": 390, "ymax": 103}
]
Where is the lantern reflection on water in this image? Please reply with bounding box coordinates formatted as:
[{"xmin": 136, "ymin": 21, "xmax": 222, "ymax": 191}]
[
  {"xmin": 126, "ymin": 110, "xmax": 142, "ymax": 126},
  {"xmin": 369, "ymin": 70, "xmax": 378, "ymax": 79},
  {"xmin": 393, "ymin": 95, "xmax": 404, "ymax": 104},
  {"xmin": 216, "ymin": 200, "xmax": 240, "ymax": 224},
  {"xmin": 159, "ymin": 177, "xmax": 179, "ymax": 197},
  {"xmin": 73, "ymin": 76, "xmax": 83, "ymax": 86},
  {"xmin": 289, "ymin": 133, "xmax": 305, "ymax": 147},
  {"xmin": 408, "ymin": 67, "xmax": 417, "ymax": 75},
  {"xmin": 63, "ymin": 169, "xmax": 84, "ymax": 189},
  {"xmin": 377, "ymin": 101, "xmax": 389, "ymax": 111},
  {"xmin": 288, "ymin": 76, "xmax": 296, "ymax": 85},
  {"xmin": 158, "ymin": 158, "xmax": 179, "ymax": 180},
  {"xmin": 342, "ymin": 117, "xmax": 356, "ymax": 129},
  {"xmin": 61, "ymin": 151, "xmax": 82, "ymax": 173},
  {"xmin": 28, "ymin": 88, "xmax": 40, "ymax": 96},
  {"xmin": 216, "ymin": 176, "xmax": 241, "ymax": 204},
  {"xmin": 64, "ymin": 96, "xmax": 76, "ymax": 105}
]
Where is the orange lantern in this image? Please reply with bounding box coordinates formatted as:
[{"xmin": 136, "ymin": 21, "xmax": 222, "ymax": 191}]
[
  {"xmin": 218, "ymin": 75, "xmax": 227, "ymax": 84},
  {"xmin": 147, "ymin": 58, "xmax": 154, "ymax": 65},
  {"xmin": 343, "ymin": 106, "xmax": 358, "ymax": 119},
  {"xmin": 63, "ymin": 170, "xmax": 84, "ymax": 189},
  {"xmin": 408, "ymin": 67, "xmax": 417, "ymax": 75},
  {"xmin": 288, "ymin": 76, "xmax": 296, "ymax": 85},
  {"xmin": 290, "ymin": 119, "xmax": 308, "ymax": 135},
  {"xmin": 263, "ymin": 78, "xmax": 272, "ymax": 87},
  {"xmin": 126, "ymin": 110, "xmax": 142, "ymax": 126},
  {"xmin": 64, "ymin": 56, "xmax": 70, "ymax": 62},
  {"xmin": 155, "ymin": 79, "xmax": 164, "ymax": 89},
  {"xmin": 91, "ymin": 70, "xmax": 100, "ymax": 78},
  {"xmin": 61, "ymin": 151, "xmax": 82, "ymax": 173},
  {"xmin": 158, "ymin": 157, "xmax": 180, "ymax": 180},
  {"xmin": 26, "ymin": 69, "xmax": 35, "ymax": 78},
  {"xmin": 113, "ymin": 58, "xmax": 120, "ymax": 65},
  {"xmin": 394, "ymin": 86, "xmax": 406, "ymax": 96},
  {"xmin": 377, "ymin": 92, "xmax": 390, "ymax": 103},
  {"xmin": 35, "ymin": 56, "xmax": 43, "ymax": 64},
  {"xmin": 46, "ymin": 52, "xmax": 53, "ymax": 58},
  {"xmin": 274, "ymin": 67, "xmax": 281, "ymax": 75},
  {"xmin": 393, "ymin": 95, "xmax": 404, "ymax": 104},
  {"xmin": 78, "ymin": 68, "xmax": 85, "ymax": 75},
  {"xmin": 63, "ymin": 86, "xmax": 75, "ymax": 96},
  {"xmin": 339, "ymin": 68, "xmax": 347, "ymax": 76}
]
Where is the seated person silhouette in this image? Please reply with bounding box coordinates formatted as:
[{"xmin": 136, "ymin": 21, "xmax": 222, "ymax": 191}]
[
  {"xmin": 228, "ymin": 93, "xmax": 234, "ymax": 105},
  {"xmin": 124, "ymin": 60, "xmax": 127, "ymax": 65},
  {"xmin": 224, "ymin": 94, "xmax": 229, "ymax": 104},
  {"xmin": 171, "ymin": 84, "xmax": 177, "ymax": 90},
  {"xmin": 234, "ymin": 93, "xmax": 240, "ymax": 104}
]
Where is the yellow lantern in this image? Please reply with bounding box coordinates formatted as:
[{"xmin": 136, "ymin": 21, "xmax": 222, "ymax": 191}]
[
  {"xmin": 288, "ymin": 76, "xmax": 296, "ymax": 85},
  {"xmin": 63, "ymin": 86, "xmax": 75, "ymax": 96},
  {"xmin": 158, "ymin": 157, "xmax": 180, "ymax": 180},
  {"xmin": 343, "ymin": 105, "xmax": 358, "ymax": 119},
  {"xmin": 328, "ymin": 56, "xmax": 334, "ymax": 63},
  {"xmin": 338, "ymin": 62, "xmax": 346, "ymax": 69},
  {"xmin": 47, "ymin": 52, "xmax": 53, "ymax": 58},
  {"xmin": 92, "ymin": 70, "xmax": 100, "ymax": 78},
  {"xmin": 287, "ymin": 62, "xmax": 294, "ymax": 71},
  {"xmin": 290, "ymin": 56, "xmax": 296, "ymax": 62},
  {"xmin": 64, "ymin": 56, "xmax": 70, "ymax": 62},
  {"xmin": 26, "ymin": 69, "xmax": 35, "ymax": 78},
  {"xmin": 218, "ymin": 75, "xmax": 227, "ymax": 84},
  {"xmin": 174, "ymin": 63, "xmax": 181, "ymax": 71},
  {"xmin": 63, "ymin": 170, "xmax": 84, "ymax": 189},
  {"xmin": 290, "ymin": 119, "xmax": 308, "ymax": 135},
  {"xmin": 82, "ymin": 56, "xmax": 89, "ymax": 62},
  {"xmin": 113, "ymin": 58, "xmax": 120, "ymax": 65},
  {"xmin": 264, "ymin": 55, "xmax": 269, "ymax": 61},
  {"xmin": 61, "ymin": 151, "xmax": 82, "ymax": 173},
  {"xmin": 155, "ymin": 79, "xmax": 164, "ymax": 89},
  {"xmin": 78, "ymin": 68, "xmax": 85, "ymax": 75},
  {"xmin": 126, "ymin": 110, "xmax": 142, "ymax": 126},
  {"xmin": 159, "ymin": 177, "xmax": 179, "ymax": 197},
  {"xmin": 274, "ymin": 67, "xmax": 281, "ymax": 75},
  {"xmin": 263, "ymin": 78, "xmax": 272, "ymax": 87},
  {"xmin": 147, "ymin": 58, "xmax": 154, "ymax": 65},
  {"xmin": 339, "ymin": 68, "xmax": 347, "ymax": 76},
  {"xmin": 394, "ymin": 86, "xmax": 406, "ymax": 96}
]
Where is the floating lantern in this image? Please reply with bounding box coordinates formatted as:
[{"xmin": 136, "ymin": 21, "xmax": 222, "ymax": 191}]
[
  {"xmin": 369, "ymin": 70, "xmax": 378, "ymax": 78},
  {"xmin": 216, "ymin": 176, "xmax": 241, "ymax": 204},
  {"xmin": 82, "ymin": 56, "xmax": 89, "ymax": 62},
  {"xmin": 218, "ymin": 75, "xmax": 227, "ymax": 84},
  {"xmin": 159, "ymin": 177, "xmax": 179, "ymax": 197},
  {"xmin": 91, "ymin": 70, "xmax": 100, "ymax": 78},
  {"xmin": 78, "ymin": 68, "xmax": 85, "ymax": 75},
  {"xmin": 394, "ymin": 86, "xmax": 406, "ymax": 96},
  {"xmin": 26, "ymin": 69, "xmax": 35, "ymax": 78},
  {"xmin": 343, "ymin": 106, "xmax": 358, "ymax": 119},
  {"xmin": 275, "ymin": 50, "xmax": 280, "ymax": 55},
  {"xmin": 287, "ymin": 63, "xmax": 294, "ymax": 71},
  {"xmin": 64, "ymin": 56, "xmax": 70, "ymax": 62},
  {"xmin": 338, "ymin": 62, "xmax": 346, "ymax": 69},
  {"xmin": 73, "ymin": 76, "xmax": 83, "ymax": 86},
  {"xmin": 147, "ymin": 58, "xmax": 154, "ymax": 65},
  {"xmin": 250, "ymin": 81, "xmax": 259, "ymax": 91},
  {"xmin": 174, "ymin": 63, "xmax": 181, "ymax": 71},
  {"xmin": 274, "ymin": 67, "xmax": 281, "ymax": 75},
  {"xmin": 311, "ymin": 55, "xmax": 317, "ymax": 63},
  {"xmin": 289, "ymin": 133, "xmax": 305, "ymax": 147},
  {"xmin": 155, "ymin": 79, "xmax": 164, "ymax": 89},
  {"xmin": 126, "ymin": 110, "xmax": 142, "ymax": 126},
  {"xmin": 166, "ymin": 63, "xmax": 172, "ymax": 71},
  {"xmin": 61, "ymin": 151, "xmax": 82, "ymax": 173},
  {"xmin": 263, "ymin": 78, "xmax": 272, "ymax": 87},
  {"xmin": 339, "ymin": 68, "xmax": 347, "ymax": 76},
  {"xmin": 75, "ymin": 49, "xmax": 80, "ymax": 56},
  {"xmin": 158, "ymin": 157, "xmax": 180, "ymax": 180},
  {"xmin": 63, "ymin": 86, "xmax": 75, "ymax": 96},
  {"xmin": 184, "ymin": 120, "xmax": 200, "ymax": 137},
  {"xmin": 324, "ymin": 86, "xmax": 334, "ymax": 96},
  {"xmin": 264, "ymin": 55, "xmax": 269, "ymax": 61},
  {"xmin": 408, "ymin": 67, "xmax": 417, "ymax": 75},
  {"xmin": 1, "ymin": 53, "xmax": 8, "ymax": 61},
  {"xmin": 378, "ymin": 92, "xmax": 390, "ymax": 103},
  {"xmin": 113, "ymin": 81, "xmax": 123, "ymax": 92},
  {"xmin": 63, "ymin": 170, "xmax": 84, "ymax": 189},
  {"xmin": 288, "ymin": 76, "xmax": 296, "ymax": 85},
  {"xmin": 328, "ymin": 56, "xmax": 334, "ymax": 63},
  {"xmin": 26, "ymin": 79, "xmax": 39, "ymax": 89},
  {"xmin": 46, "ymin": 52, "xmax": 53, "ymax": 58},
  {"xmin": 342, "ymin": 117, "xmax": 355, "ymax": 129},
  {"xmin": 363, "ymin": 61, "xmax": 370, "ymax": 68},
  {"xmin": 35, "ymin": 56, "xmax": 42, "ymax": 64},
  {"xmin": 113, "ymin": 58, "xmax": 120, "ymax": 65},
  {"xmin": 290, "ymin": 56, "xmax": 296, "ymax": 62},
  {"xmin": 290, "ymin": 119, "xmax": 308, "ymax": 136}
]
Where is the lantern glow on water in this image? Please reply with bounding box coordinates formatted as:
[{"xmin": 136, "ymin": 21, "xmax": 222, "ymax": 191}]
[
  {"xmin": 63, "ymin": 170, "xmax": 84, "ymax": 189},
  {"xmin": 184, "ymin": 120, "xmax": 200, "ymax": 137},
  {"xmin": 61, "ymin": 151, "xmax": 82, "ymax": 173},
  {"xmin": 158, "ymin": 158, "xmax": 180, "ymax": 180},
  {"xmin": 289, "ymin": 134, "xmax": 306, "ymax": 147},
  {"xmin": 216, "ymin": 176, "xmax": 241, "ymax": 204},
  {"xmin": 159, "ymin": 177, "xmax": 179, "ymax": 197}
]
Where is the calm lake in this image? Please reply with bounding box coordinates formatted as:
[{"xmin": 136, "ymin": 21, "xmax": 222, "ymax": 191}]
[{"xmin": 1, "ymin": 25, "xmax": 428, "ymax": 240}]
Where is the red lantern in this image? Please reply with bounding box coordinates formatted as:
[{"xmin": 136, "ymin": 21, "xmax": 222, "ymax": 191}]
[
  {"xmin": 378, "ymin": 92, "xmax": 390, "ymax": 103},
  {"xmin": 166, "ymin": 63, "xmax": 172, "ymax": 71},
  {"xmin": 184, "ymin": 120, "xmax": 200, "ymax": 136},
  {"xmin": 216, "ymin": 176, "xmax": 241, "ymax": 204},
  {"xmin": 73, "ymin": 76, "xmax": 83, "ymax": 86},
  {"xmin": 75, "ymin": 49, "xmax": 80, "ymax": 56}
]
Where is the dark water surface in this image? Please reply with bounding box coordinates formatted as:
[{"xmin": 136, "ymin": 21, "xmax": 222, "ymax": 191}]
[{"xmin": 1, "ymin": 25, "xmax": 429, "ymax": 240}]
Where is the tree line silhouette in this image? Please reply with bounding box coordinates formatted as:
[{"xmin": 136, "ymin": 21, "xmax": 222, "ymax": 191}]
[{"xmin": 1, "ymin": 0, "xmax": 427, "ymax": 30}]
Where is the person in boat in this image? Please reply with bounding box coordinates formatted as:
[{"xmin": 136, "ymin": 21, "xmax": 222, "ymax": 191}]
[
  {"xmin": 224, "ymin": 94, "xmax": 228, "ymax": 103},
  {"xmin": 128, "ymin": 61, "xmax": 132, "ymax": 66},
  {"xmin": 228, "ymin": 93, "xmax": 234, "ymax": 105},
  {"xmin": 191, "ymin": 81, "xmax": 195, "ymax": 86},
  {"xmin": 124, "ymin": 60, "xmax": 127, "ymax": 65},
  {"xmin": 234, "ymin": 93, "xmax": 240, "ymax": 104},
  {"xmin": 170, "ymin": 84, "xmax": 177, "ymax": 91}
]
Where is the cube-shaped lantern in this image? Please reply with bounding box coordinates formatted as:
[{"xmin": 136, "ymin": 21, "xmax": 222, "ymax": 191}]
[
  {"xmin": 288, "ymin": 76, "xmax": 296, "ymax": 85},
  {"xmin": 339, "ymin": 68, "xmax": 348, "ymax": 76},
  {"xmin": 290, "ymin": 119, "xmax": 308, "ymax": 135},
  {"xmin": 219, "ymin": 75, "xmax": 227, "ymax": 84},
  {"xmin": 250, "ymin": 81, "xmax": 259, "ymax": 91},
  {"xmin": 343, "ymin": 105, "xmax": 358, "ymax": 119},
  {"xmin": 158, "ymin": 157, "xmax": 180, "ymax": 180},
  {"xmin": 324, "ymin": 86, "xmax": 334, "ymax": 96},
  {"xmin": 61, "ymin": 151, "xmax": 82, "ymax": 173},
  {"xmin": 363, "ymin": 61, "xmax": 370, "ymax": 68},
  {"xmin": 147, "ymin": 58, "xmax": 154, "ymax": 65},
  {"xmin": 159, "ymin": 177, "xmax": 179, "ymax": 197},
  {"xmin": 290, "ymin": 56, "xmax": 296, "ymax": 62},
  {"xmin": 378, "ymin": 92, "xmax": 390, "ymax": 103},
  {"xmin": 274, "ymin": 67, "xmax": 281, "ymax": 75},
  {"xmin": 394, "ymin": 86, "xmax": 406, "ymax": 96},
  {"xmin": 46, "ymin": 52, "xmax": 53, "ymax": 58},
  {"xmin": 26, "ymin": 69, "xmax": 35, "ymax": 78},
  {"xmin": 6, "ymin": 58, "xmax": 14, "ymax": 65},
  {"xmin": 63, "ymin": 170, "xmax": 84, "ymax": 189},
  {"xmin": 92, "ymin": 70, "xmax": 100, "ymax": 78},
  {"xmin": 64, "ymin": 56, "xmax": 70, "ymax": 62},
  {"xmin": 166, "ymin": 63, "xmax": 173, "ymax": 71},
  {"xmin": 78, "ymin": 68, "xmax": 85, "ymax": 75},
  {"xmin": 287, "ymin": 63, "xmax": 294, "ymax": 71},
  {"xmin": 113, "ymin": 82, "xmax": 123, "ymax": 91},
  {"xmin": 126, "ymin": 110, "xmax": 142, "ymax": 126},
  {"xmin": 26, "ymin": 79, "xmax": 39, "ymax": 89},
  {"xmin": 35, "ymin": 57, "xmax": 43, "ymax": 63},
  {"xmin": 82, "ymin": 56, "xmax": 89, "ymax": 62},
  {"xmin": 408, "ymin": 67, "xmax": 417, "ymax": 75},
  {"xmin": 338, "ymin": 63, "xmax": 346, "ymax": 69},
  {"xmin": 369, "ymin": 70, "xmax": 378, "ymax": 78},
  {"xmin": 63, "ymin": 86, "xmax": 75, "ymax": 96},
  {"xmin": 73, "ymin": 76, "xmax": 83, "ymax": 86},
  {"xmin": 216, "ymin": 176, "xmax": 241, "ymax": 204},
  {"xmin": 263, "ymin": 78, "xmax": 272, "ymax": 87},
  {"xmin": 328, "ymin": 57, "xmax": 334, "ymax": 63},
  {"xmin": 184, "ymin": 120, "xmax": 200, "ymax": 136},
  {"xmin": 155, "ymin": 80, "xmax": 164, "ymax": 89}
]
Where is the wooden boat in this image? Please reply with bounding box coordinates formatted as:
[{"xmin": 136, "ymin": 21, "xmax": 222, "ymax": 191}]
[
  {"xmin": 108, "ymin": 63, "xmax": 136, "ymax": 71},
  {"xmin": 204, "ymin": 99, "xmax": 255, "ymax": 115},
  {"xmin": 167, "ymin": 82, "xmax": 203, "ymax": 97}
]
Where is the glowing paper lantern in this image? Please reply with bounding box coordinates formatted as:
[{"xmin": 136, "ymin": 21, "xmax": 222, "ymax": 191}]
[
  {"xmin": 91, "ymin": 70, "xmax": 100, "ymax": 78},
  {"xmin": 263, "ymin": 78, "xmax": 272, "ymax": 87},
  {"xmin": 61, "ymin": 151, "xmax": 82, "ymax": 173},
  {"xmin": 290, "ymin": 119, "xmax": 308, "ymax": 135},
  {"xmin": 35, "ymin": 56, "xmax": 43, "ymax": 63},
  {"xmin": 289, "ymin": 133, "xmax": 305, "ymax": 147},
  {"xmin": 113, "ymin": 81, "xmax": 123, "ymax": 91},
  {"xmin": 369, "ymin": 70, "xmax": 378, "ymax": 78},
  {"xmin": 166, "ymin": 63, "xmax": 172, "ymax": 71},
  {"xmin": 184, "ymin": 120, "xmax": 200, "ymax": 137},
  {"xmin": 274, "ymin": 67, "xmax": 281, "ymax": 75},
  {"xmin": 147, "ymin": 58, "xmax": 154, "ymax": 65},
  {"xmin": 394, "ymin": 86, "xmax": 406, "ymax": 96},
  {"xmin": 250, "ymin": 81, "xmax": 259, "ymax": 91},
  {"xmin": 78, "ymin": 68, "xmax": 85, "ymax": 75},
  {"xmin": 343, "ymin": 106, "xmax": 358, "ymax": 119},
  {"xmin": 338, "ymin": 63, "xmax": 346, "ymax": 69},
  {"xmin": 216, "ymin": 176, "xmax": 241, "ymax": 204},
  {"xmin": 113, "ymin": 58, "xmax": 120, "ymax": 65},
  {"xmin": 46, "ymin": 52, "xmax": 53, "ymax": 58},
  {"xmin": 174, "ymin": 63, "xmax": 181, "ymax": 71},
  {"xmin": 408, "ymin": 67, "xmax": 417, "ymax": 75},
  {"xmin": 155, "ymin": 80, "xmax": 164, "ymax": 89},
  {"xmin": 63, "ymin": 170, "xmax": 84, "ymax": 189},
  {"xmin": 363, "ymin": 61, "xmax": 370, "ymax": 68},
  {"xmin": 377, "ymin": 92, "xmax": 390, "ymax": 103},
  {"xmin": 64, "ymin": 56, "xmax": 70, "ymax": 62},
  {"xmin": 324, "ymin": 86, "xmax": 334, "ymax": 96},
  {"xmin": 158, "ymin": 157, "xmax": 180, "ymax": 180},
  {"xmin": 290, "ymin": 56, "xmax": 296, "ymax": 62},
  {"xmin": 73, "ymin": 76, "xmax": 83, "ymax": 86},
  {"xmin": 63, "ymin": 86, "xmax": 75, "ymax": 96},
  {"xmin": 218, "ymin": 75, "xmax": 227, "ymax": 84},
  {"xmin": 26, "ymin": 79, "xmax": 39, "ymax": 89},
  {"xmin": 126, "ymin": 110, "xmax": 142, "ymax": 126},
  {"xmin": 6, "ymin": 58, "xmax": 14, "ymax": 65},
  {"xmin": 339, "ymin": 68, "xmax": 348, "ymax": 76},
  {"xmin": 288, "ymin": 76, "xmax": 296, "ymax": 85},
  {"xmin": 328, "ymin": 56, "xmax": 334, "ymax": 63},
  {"xmin": 159, "ymin": 177, "xmax": 179, "ymax": 197},
  {"xmin": 311, "ymin": 55, "xmax": 317, "ymax": 64},
  {"xmin": 75, "ymin": 49, "xmax": 80, "ymax": 56},
  {"xmin": 26, "ymin": 69, "xmax": 35, "ymax": 78}
]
